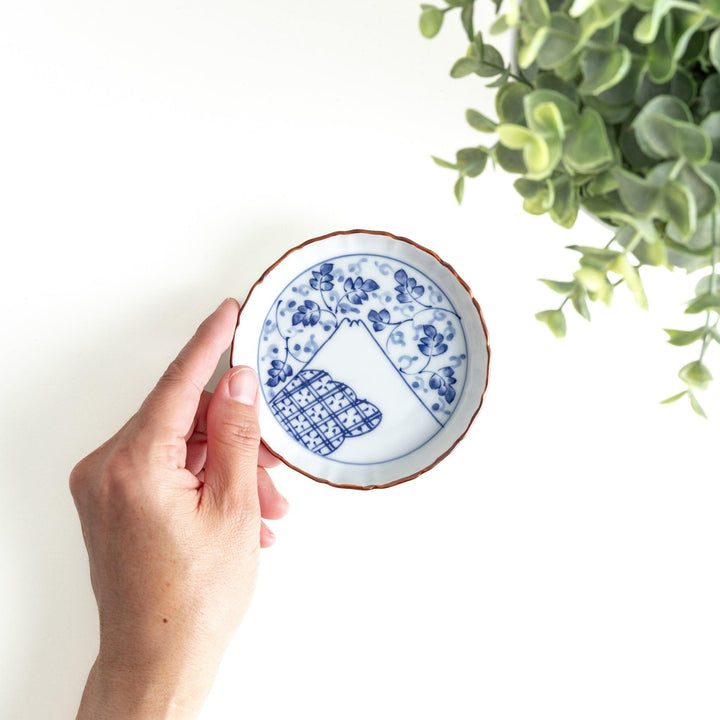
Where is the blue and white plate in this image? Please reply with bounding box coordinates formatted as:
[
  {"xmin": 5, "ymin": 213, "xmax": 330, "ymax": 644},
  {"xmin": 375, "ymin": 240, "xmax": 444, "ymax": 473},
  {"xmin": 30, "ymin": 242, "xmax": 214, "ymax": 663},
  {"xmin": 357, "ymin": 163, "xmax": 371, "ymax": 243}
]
[{"xmin": 232, "ymin": 230, "xmax": 489, "ymax": 489}]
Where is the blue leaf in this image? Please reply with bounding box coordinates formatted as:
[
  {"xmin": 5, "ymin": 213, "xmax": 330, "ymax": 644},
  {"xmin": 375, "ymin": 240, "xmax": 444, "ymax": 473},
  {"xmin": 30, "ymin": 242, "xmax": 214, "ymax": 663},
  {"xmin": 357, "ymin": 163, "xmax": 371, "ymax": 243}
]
[
  {"xmin": 397, "ymin": 292, "xmax": 411, "ymax": 303},
  {"xmin": 445, "ymin": 387, "xmax": 456, "ymax": 403},
  {"xmin": 344, "ymin": 277, "xmax": 353, "ymax": 292},
  {"xmin": 419, "ymin": 344, "xmax": 432, "ymax": 357},
  {"xmin": 271, "ymin": 359, "xmax": 284, "ymax": 369},
  {"xmin": 292, "ymin": 312, "xmax": 303, "ymax": 325},
  {"xmin": 429, "ymin": 375, "xmax": 442, "ymax": 389},
  {"xmin": 320, "ymin": 280, "xmax": 333, "ymax": 291},
  {"xmin": 439, "ymin": 366, "xmax": 454, "ymax": 377},
  {"xmin": 408, "ymin": 277, "xmax": 417, "ymax": 290},
  {"xmin": 267, "ymin": 376, "xmax": 280, "ymax": 387},
  {"xmin": 309, "ymin": 278, "xmax": 319, "ymax": 290},
  {"xmin": 379, "ymin": 309, "xmax": 391, "ymax": 323},
  {"xmin": 285, "ymin": 364, "xmax": 293, "ymax": 377},
  {"xmin": 320, "ymin": 263, "xmax": 333, "ymax": 274},
  {"xmin": 423, "ymin": 325, "xmax": 437, "ymax": 338},
  {"xmin": 394, "ymin": 269, "xmax": 408, "ymax": 284},
  {"xmin": 362, "ymin": 278, "xmax": 379, "ymax": 292},
  {"xmin": 413, "ymin": 285, "xmax": 425, "ymax": 298},
  {"xmin": 436, "ymin": 343, "xmax": 448, "ymax": 354}
]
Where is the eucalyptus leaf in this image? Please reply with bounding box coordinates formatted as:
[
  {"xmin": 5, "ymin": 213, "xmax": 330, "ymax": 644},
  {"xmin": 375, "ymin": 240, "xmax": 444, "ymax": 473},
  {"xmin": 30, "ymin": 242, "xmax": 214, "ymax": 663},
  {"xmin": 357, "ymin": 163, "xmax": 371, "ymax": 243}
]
[
  {"xmin": 578, "ymin": 45, "xmax": 631, "ymax": 95},
  {"xmin": 535, "ymin": 309, "xmax": 567, "ymax": 337},
  {"xmin": 420, "ymin": 5, "xmax": 444, "ymax": 38},
  {"xmin": 664, "ymin": 327, "xmax": 707, "ymax": 345},
  {"xmin": 466, "ymin": 109, "xmax": 498, "ymax": 132},
  {"xmin": 564, "ymin": 108, "xmax": 614, "ymax": 173},
  {"xmin": 679, "ymin": 360, "xmax": 713, "ymax": 390}
]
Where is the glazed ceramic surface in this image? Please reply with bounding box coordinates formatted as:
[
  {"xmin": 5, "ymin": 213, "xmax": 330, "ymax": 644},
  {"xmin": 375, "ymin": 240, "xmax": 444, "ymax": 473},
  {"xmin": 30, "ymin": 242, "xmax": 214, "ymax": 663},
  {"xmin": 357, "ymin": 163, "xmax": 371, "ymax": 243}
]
[{"xmin": 232, "ymin": 230, "xmax": 489, "ymax": 488}]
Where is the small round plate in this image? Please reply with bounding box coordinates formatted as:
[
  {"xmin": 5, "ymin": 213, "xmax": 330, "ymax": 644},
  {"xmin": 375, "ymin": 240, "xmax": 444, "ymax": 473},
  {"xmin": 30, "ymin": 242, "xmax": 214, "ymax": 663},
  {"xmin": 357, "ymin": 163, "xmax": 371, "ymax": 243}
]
[{"xmin": 232, "ymin": 229, "xmax": 489, "ymax": 489}]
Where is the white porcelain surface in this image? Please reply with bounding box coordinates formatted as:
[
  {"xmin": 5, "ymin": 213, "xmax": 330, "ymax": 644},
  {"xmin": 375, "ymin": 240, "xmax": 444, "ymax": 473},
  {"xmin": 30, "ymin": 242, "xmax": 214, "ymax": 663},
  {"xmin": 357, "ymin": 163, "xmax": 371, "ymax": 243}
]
[{"xmin": 232, "ymin": 230, "xmax": 489, "ymax": 488}]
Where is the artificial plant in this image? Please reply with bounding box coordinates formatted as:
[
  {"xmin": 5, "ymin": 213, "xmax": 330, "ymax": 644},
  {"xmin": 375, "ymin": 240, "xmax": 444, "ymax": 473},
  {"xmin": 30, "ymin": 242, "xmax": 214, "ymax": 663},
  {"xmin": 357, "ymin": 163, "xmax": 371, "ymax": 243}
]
[{"xmin": 420, "ymin": 0, "xmax": 720, "ymax": 415}]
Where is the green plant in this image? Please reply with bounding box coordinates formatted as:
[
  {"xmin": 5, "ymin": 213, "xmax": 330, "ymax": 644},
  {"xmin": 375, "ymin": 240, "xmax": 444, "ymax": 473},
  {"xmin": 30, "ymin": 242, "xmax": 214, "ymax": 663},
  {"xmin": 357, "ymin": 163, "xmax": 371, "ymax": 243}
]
[{"xmin": 419, "ymin": 0, "xmax": 720, "ymax": 415}]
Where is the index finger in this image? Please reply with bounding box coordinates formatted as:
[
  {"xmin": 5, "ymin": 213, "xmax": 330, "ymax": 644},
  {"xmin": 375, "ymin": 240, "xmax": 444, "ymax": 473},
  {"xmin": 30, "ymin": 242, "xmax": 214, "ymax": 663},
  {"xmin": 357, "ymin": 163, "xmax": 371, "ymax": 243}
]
[{"xmin": 139, "ymin": 298, "xmax": 240, "ymax": 443}]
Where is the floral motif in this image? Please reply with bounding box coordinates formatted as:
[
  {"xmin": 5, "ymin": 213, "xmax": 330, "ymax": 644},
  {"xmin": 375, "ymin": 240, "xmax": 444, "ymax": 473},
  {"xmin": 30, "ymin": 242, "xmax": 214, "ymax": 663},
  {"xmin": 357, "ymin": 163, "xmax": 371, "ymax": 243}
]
[
  {"xmin": 343, "ymin": 277, "xmax": 379, "ymax": 305},
  {"xmin": 267, "ymin": 359, "xmax": 293, "ymax": 387},
  {"xmin": 394, "ymin": 269, "xmax": 425, "ymax": 304},
  {"xmin": 292, "ymin": 300, "xmax": 321, "ymax": 327},
  {"xmin": 429, "ymin": 366, "xmax": 457, "ymax": 404},
  {"xmin": 418, "ymin": 325, "xmax": 448, "ymax": 357},
  {"xmin": 310, "ymin": 263, "xmax": 334, "ymax": 292},
  {"xmin": 368, "ymin": 308, "xmax": 392, "ymax": 331}
]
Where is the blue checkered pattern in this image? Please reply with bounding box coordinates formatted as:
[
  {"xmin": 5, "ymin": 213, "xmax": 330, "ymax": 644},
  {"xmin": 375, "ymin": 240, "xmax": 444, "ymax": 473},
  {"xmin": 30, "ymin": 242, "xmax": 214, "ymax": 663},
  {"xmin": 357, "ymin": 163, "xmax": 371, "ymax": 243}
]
[{"xmin": 269, "ymin": 369, "xmax": 382, "ymax": 456}]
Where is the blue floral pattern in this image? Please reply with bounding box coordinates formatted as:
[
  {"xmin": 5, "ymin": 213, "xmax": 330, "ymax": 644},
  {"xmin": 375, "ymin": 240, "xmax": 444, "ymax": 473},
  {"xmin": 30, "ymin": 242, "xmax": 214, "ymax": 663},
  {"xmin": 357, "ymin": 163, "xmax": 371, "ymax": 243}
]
[{"xmin": 258, "ymin": 254, "xmax": 468, "ymax": 427}]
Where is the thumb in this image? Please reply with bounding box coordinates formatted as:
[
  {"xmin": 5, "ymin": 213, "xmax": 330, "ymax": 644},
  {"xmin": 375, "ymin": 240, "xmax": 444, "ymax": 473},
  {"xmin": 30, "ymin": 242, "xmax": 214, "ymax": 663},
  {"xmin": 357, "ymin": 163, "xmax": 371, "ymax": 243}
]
[{"xmin": 205, "ymin": 366, "xmax": 262, "ymax": 511}]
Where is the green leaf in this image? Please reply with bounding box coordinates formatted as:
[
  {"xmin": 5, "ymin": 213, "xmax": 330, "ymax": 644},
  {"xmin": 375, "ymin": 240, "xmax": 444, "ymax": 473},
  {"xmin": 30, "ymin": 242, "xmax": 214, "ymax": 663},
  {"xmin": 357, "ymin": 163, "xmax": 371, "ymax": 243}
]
[
  {"xmin": 536, "ymin": 13, "xmax": 582, "ymax": 69},
  {"xmin": 539, "ymin": 278, "xmax": 576, "ymax": 294},
  {"xmin": 663, "ymin": 181, "xmax": 696, "ymax": 237},
  {"xmin": 432, "ymin": 156, "xmax": 458, "ymax": 170},
  {"xmin": 710, "ymin": 27, "xmax": 720, "ymax": 72},
  {"xmin": 515, "ymin": 178, "xmax": 555, "ymax": 213},
  {"xmin": 549, "ymin": 176, "xmax": 579, "ymax": 227},
  {"xmin": 450, "ymin": 57, "xmax": 483, "ymax": 78},
  {"xmin": 663, "ymin": 327, "xmax": 706, "ymax": 346},
  {"xmin": 454, "ymin": 175, "xmax": 465, "ymax": 204},
  {"xmin": 689, "ymin": 392, "xmax": 708, "ymax": 418},
  {"xmin": 495, "ymin": 82, "xmax": 531, "ymax": 124},
  {"xmin": 578, "ymin": 45, "xmax": 631, "ymax": 95},
  {"xmin": 456, "ymin": 147, "xmax": 489, "ymax": 177},
  {"xmin": 461, "ymin": 3, "xmax": 474, "ymax": 40},
  {"xmin": 466, "ymin": 109, "xmax": 497, "ymax": 132},
  {"xmin": 518, "ymin": 27, "xmax": 551, "ymax": 68},
  {"xmin": 474, "ymin": 41, "xmax": 508, "ymax": 77},
  {"xmin": 535, "ymin": 309, "xmax": 567, "ymax": 337},
  {"xmin": 695, "ymin": 274, "xmax": 719, "ymax": 296},
  {"xmin": 679, "ymin": 361, "xmax": 713, "ymax": 390},
  {"xmin": 701, "ymin": 112, "xmax": 720, "ymax": 163},
  {"xmin": 494, "ymin": 143, "xmax": 527, "ymax": 173},
  {"xmin": 646, "ymin": 16, "xmax": 675, "ymax": 83},
  {"xmin": 685, "ymin": 293, "xmax": 720, "ymax": 314},
  {"xmin": 660, "ymin": 390, "xmax": 688, "ymax": 404},
  {"xmin": 419, "ymin": 5, "xmax": 444, "ymax": 38},
  {"xmin": 497, "ymin": 124, "xmax": 557, "ymax": 178},
  {"xmin": 527, "ymin": 101, "xmax": 566, "ymax": 139},
  {"xmin": 524, "ymin": 89, "xmax": 580, "ymax": 130},
  {"xmin": 571, "ymin": 284, "xmax": 591, "ymax": 320},
  {"xmin": 574, "ymin": 266, "xmax": 613, "ymax": 305},
  {"xmin": 609, "ymin": 254, "xmax": 649, "ymax": 309},
  {"xmin": 524, "ymin": 0, "xmax": 551, "ymax": 25},
  {"xmin": 633, "ymin": 96, "xmax": 711, "ymax": 162},
  {"xmin": 564, "ymin": 108, "xmax": 614, "ymax": 174}
]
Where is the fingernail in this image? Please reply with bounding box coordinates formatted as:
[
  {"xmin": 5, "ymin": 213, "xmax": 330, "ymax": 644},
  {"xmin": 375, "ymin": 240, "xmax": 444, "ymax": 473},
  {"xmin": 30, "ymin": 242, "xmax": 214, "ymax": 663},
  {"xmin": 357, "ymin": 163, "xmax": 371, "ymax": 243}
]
[{"xmin": 228, "ymin": 368, "xmax": 257, "ymax": 405}]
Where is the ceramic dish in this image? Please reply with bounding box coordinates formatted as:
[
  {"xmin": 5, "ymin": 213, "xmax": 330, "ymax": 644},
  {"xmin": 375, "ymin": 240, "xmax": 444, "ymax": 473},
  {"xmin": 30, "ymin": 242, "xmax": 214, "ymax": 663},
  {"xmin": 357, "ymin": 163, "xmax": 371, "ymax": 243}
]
[{"xmin": 231, "ymin": 229, "xmax": 489, "ymax": 489}]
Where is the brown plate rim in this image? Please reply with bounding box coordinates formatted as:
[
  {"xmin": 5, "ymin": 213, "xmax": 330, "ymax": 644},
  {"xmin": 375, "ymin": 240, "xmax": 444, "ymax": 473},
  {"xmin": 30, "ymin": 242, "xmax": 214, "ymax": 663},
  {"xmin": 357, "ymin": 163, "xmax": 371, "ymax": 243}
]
[{"xmin": 231, "ymin": 228, "xmax": 491, "ymax": 491}]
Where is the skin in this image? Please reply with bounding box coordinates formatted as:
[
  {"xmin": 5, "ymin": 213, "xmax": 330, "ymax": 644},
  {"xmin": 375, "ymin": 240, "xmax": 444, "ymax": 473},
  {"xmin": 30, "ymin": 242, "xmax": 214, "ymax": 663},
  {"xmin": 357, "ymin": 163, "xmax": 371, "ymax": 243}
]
[{"xmin": 70, "ymin": 298, "xmax": 288, "ymax": 719}]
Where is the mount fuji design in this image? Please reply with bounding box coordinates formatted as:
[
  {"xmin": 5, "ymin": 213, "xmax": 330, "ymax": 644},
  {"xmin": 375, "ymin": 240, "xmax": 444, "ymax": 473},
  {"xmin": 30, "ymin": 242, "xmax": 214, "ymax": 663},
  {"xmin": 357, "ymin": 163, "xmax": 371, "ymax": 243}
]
[{"xmin": 268, "ymin": 319, "xmax": 443, "ymax": 464}]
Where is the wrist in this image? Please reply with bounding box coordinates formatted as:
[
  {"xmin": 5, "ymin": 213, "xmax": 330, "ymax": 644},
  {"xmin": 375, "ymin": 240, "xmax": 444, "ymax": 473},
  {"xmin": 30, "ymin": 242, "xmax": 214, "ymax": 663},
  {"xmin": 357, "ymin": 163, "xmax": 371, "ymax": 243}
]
[{"xmin": 77, "ymin": 651, "xmax": 215, "ymax": 720}]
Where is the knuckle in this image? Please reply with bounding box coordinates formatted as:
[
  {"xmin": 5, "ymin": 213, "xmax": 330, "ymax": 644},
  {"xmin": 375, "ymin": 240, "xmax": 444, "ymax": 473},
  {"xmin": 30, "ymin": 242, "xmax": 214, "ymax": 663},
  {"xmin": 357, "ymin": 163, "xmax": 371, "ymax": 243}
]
[
  {"xmin": 69, "ymin": 456, "xmax": 92, "ymax": 499},
  {"xmin": 225, "ymin": 416, "xmax": 262, "ymax": 446}
]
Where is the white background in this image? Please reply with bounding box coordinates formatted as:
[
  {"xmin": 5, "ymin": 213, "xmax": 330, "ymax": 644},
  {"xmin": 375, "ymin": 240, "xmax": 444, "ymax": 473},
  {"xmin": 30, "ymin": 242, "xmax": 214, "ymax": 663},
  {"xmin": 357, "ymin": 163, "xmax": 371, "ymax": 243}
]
[{"xmin": 1, "ymin": 2, "xmax": 719, "ymax": 719}]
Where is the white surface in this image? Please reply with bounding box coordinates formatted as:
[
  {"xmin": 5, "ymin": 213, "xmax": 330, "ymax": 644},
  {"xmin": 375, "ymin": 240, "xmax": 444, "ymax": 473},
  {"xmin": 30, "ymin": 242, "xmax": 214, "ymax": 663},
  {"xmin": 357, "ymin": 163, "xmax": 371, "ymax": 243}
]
[
  {"xmin": 232, "ymin": 231, "xmax": 488, "ymax": 487},
  {"xmin": 1, "ymin": 2, "xmax": 719, "ymax": 719}
]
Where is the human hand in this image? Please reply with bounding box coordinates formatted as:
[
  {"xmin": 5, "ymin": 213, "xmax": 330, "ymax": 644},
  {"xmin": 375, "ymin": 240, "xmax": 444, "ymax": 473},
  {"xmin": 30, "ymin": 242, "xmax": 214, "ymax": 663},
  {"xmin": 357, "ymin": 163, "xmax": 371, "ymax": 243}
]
[{"xmin": 70, "ymin": 298, "xmax": 288, "ymax": 719}]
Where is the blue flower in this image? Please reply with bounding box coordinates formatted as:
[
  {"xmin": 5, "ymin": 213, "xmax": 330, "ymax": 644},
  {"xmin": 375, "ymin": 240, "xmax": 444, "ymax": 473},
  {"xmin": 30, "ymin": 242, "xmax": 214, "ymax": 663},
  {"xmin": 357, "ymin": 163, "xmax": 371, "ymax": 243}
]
[
  {"xmin": 343, "ymin": 276, "xmax": 379, "ymax": 305},
  {"xmin": 368, "ymin": 308, "xmax": 391, "ymax": 331},
  {"xmin": 267, "ymin": 359, "xmax": 293, "ymax": 387},
  {"xmin": 418, "ymin": 324, "xmax": 448, "ymax": 357},
  {"xmin": 310, "ymin": 263, "xmax": 334, "ymax": 292},
  {"xmin": 394, "ymin": 268, "xmax": 425, "ymax": 304},
  {"xmin": 292, "ymin": 300, "xmax": 321, "ymax": 327}
]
